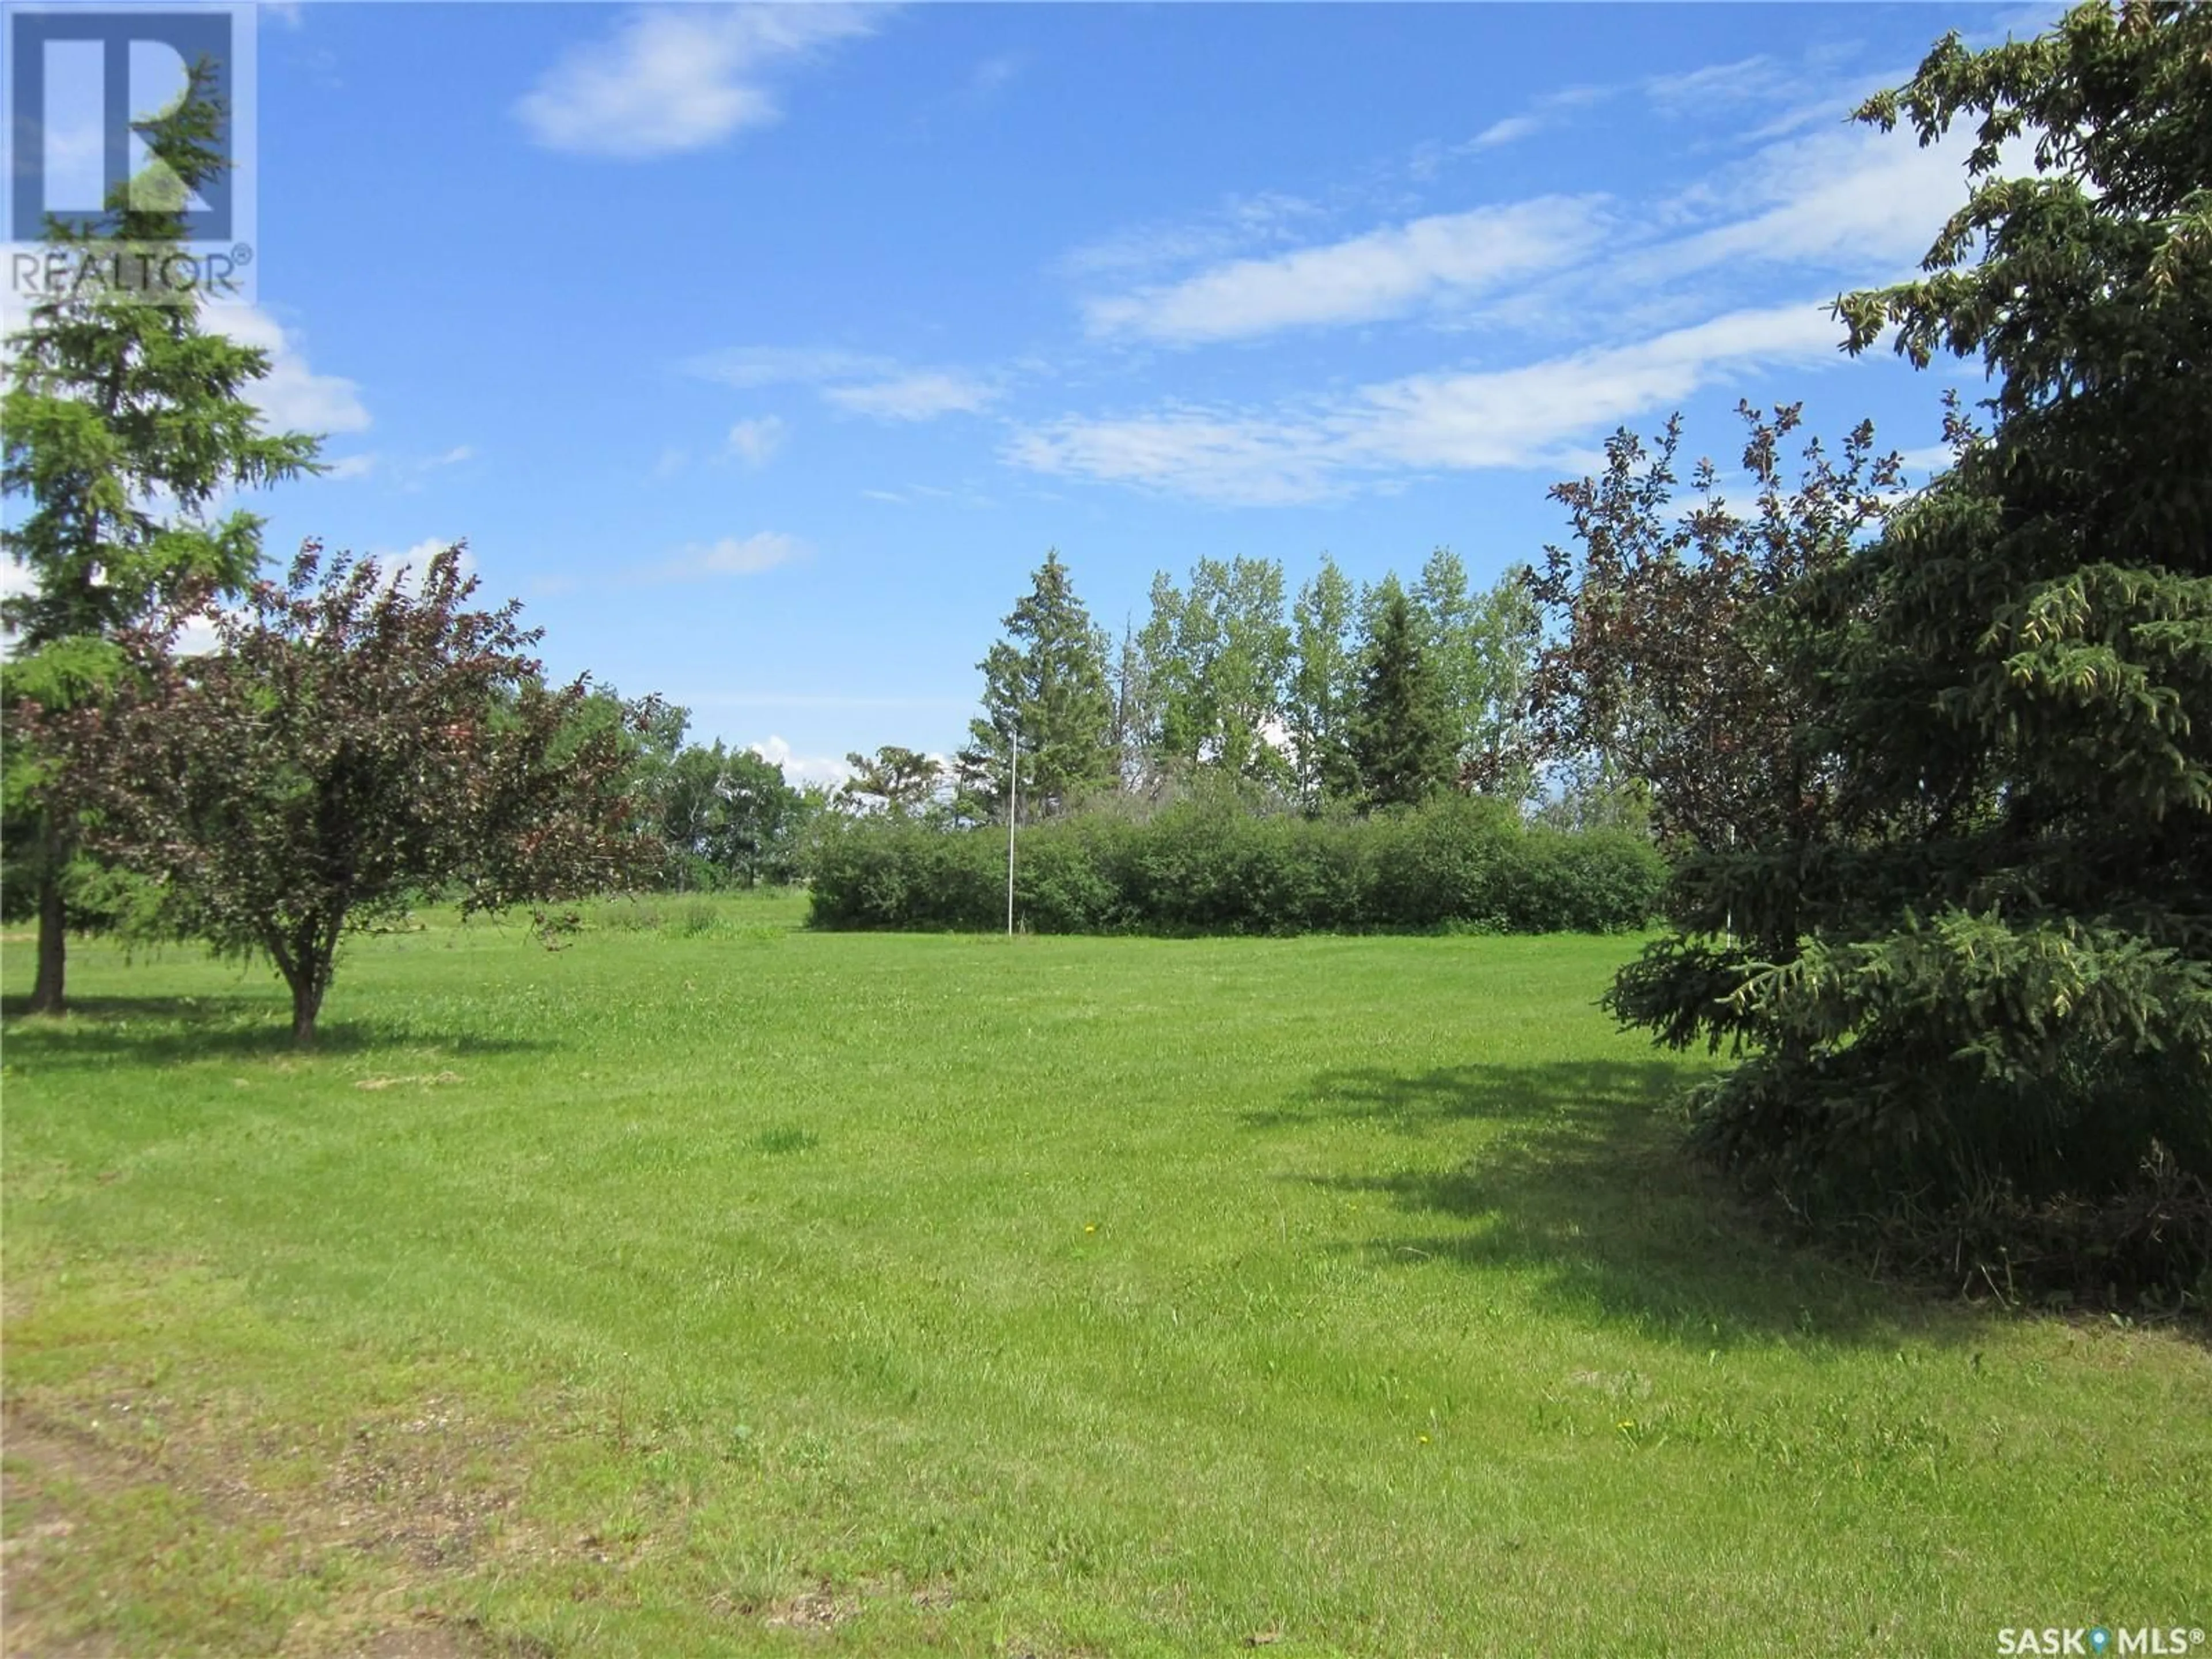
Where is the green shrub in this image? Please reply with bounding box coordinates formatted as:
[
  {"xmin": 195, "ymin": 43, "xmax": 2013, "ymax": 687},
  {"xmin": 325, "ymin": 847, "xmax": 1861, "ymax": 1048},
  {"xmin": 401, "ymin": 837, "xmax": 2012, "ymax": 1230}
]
[
  {"xmin": 670, "ymin": 897, "xmax": 721, "ymax": 938},
  {"xmin": 809, "ymin": 798, "xmax": 1665, "ymax": 935},
  {"xmin": 591, "ymin": 896, "xmax": 665, "ymax": 932}
]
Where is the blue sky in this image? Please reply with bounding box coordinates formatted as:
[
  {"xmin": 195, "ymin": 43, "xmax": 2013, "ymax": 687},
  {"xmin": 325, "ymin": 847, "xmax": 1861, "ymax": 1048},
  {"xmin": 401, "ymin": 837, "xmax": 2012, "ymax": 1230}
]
[{"xmin": 82, "ymin": 2, "xmax": 2056, "ymax": 779}]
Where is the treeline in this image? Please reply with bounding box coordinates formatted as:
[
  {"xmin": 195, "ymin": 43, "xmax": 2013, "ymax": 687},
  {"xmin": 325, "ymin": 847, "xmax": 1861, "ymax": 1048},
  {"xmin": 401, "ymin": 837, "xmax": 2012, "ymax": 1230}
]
[
  {"xmin": 832, "ymin": 546, "xmax": 1579, "ymax": 827},
  {"xmin": 811, "ymin": 796, "xmax": 1662, "ymax": 935},
  {"xmin": 785, "ymin": 541, "xmax": 1659, "ymax": 938},
  {"xmin": 616, "ymin": 542, "xmax": 1583, "ymax": 900}
]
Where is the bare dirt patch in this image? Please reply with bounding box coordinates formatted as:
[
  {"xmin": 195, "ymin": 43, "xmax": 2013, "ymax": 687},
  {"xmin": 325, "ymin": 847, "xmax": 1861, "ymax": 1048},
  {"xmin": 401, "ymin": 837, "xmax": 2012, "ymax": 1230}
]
[{"xmin": 2, "ymin": 1390, "xmax": 540, "ymax": 1658}]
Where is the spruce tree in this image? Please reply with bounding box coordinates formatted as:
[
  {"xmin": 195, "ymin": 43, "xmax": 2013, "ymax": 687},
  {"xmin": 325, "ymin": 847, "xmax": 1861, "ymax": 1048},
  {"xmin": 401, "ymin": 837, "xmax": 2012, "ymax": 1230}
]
[
  {"xmin": 2, "ymin": 62, "xmax": 323, "ymax": 1012},
  {"xmin": 1350, "ymin": 586, "xmax": 1454, "ymax": 810},
  {"xmin": 959, "ymin": 551, "xmax": 1115, "ymax": 819}
]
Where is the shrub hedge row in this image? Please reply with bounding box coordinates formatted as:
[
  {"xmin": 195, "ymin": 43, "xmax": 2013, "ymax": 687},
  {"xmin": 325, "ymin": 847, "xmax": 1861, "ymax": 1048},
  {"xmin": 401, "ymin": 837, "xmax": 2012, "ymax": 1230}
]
[{"xmin": 808, "ymin": 798, "xmax": 1665, "ymax": 934}]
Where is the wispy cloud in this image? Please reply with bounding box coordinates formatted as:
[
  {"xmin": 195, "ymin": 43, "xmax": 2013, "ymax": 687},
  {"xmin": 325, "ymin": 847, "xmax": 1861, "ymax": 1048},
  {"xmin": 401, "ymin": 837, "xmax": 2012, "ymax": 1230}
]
[
  {"xmin": 1635, "ymin": 123, "xmax": 1982, "ymax": 281},
  {"xmin": 1469, "ymin": 115, "xmax": 1541, "ymax": 150},
  {"xmin": 1644, "ymin": 55, "xmax": 1795, "ymax": 112},
  {"xmin": 968, "ymin": 52, "xmax": 1022, "ymax": 97},
  {"xmin": 857, "ymin": 480, "xmax": 999, "ymax": 509},
  {"xmin": 1455, "ymin": 83, "xmax": 1616, "ymax": 156},
  {"xmin": 321, "ymin": 443, "xmax": 474, "ymax": 487},
  {"xmin": 515, "ymin": 4, "xmax": 874, "ymax": 160},
  {"xmin": 1023, "ymin": 39, "xmax": 1991, "ymax": 506},
  {"xmin": 726, "ymin": 415, "xmax": 786, "ymax": 467},
  {"xmin": 687, "ymin": 344, "xmax": 889, "ymax": 388},
  {"xmin": 1009, "ymin": 300, "xmax": 1846, "ymax": 506},
  {"xmin": 1082, "ymin": 196, "xmax": 1605, "ymax": 346},
  {"xmin": 822, "ymin": 372, "xmax": 997, "ymax": 421},
  {"xmin": 1057, "ymin": 191, "xmax": 1323, "ymax": 285},
  {"xmin": 654, "ymin": 531, "xmax": 808, "ymax": 581},
  {"xmin": 688, "ymin": 346, "xmax": 995, "ymax": 423}
]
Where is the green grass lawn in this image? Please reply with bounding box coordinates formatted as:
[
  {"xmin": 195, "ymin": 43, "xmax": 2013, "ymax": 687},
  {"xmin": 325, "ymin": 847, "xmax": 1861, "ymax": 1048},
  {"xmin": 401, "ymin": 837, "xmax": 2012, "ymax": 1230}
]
[{"xmin": 5, "ymin": 896, "xmax": 2207, "ymax": 1657}]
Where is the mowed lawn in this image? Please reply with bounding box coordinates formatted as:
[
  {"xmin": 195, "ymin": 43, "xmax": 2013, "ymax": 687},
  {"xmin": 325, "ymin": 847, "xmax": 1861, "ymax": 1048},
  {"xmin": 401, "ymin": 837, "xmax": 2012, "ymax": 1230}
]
[{"xmin": 3, "ymin": 897, "xmax": 2207, "ymax": 1657}]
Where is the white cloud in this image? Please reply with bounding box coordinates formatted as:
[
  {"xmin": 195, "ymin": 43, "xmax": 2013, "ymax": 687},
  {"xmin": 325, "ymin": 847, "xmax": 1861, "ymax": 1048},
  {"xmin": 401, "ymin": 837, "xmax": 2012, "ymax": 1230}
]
[
  {"xmin": 823, "ymin": 372, "xmax": 996, "ymax": 421},
  {"xmin": 1057, "ymin": 191, "xmax": 1323, "ymax": 285},
  {"xmin": 203, "ymin": 302, "xmax": 370, "ymax": 436},
  {"xmin": 1007, "ymin": 407, "xmax": 1343, "ymax": 507},
  {"xmin": 374, "ymin": 537, "xmax": 475, "ymax": 592},
  {"xmin": 657, "ymin": 531, "xmax": 806, "ymax": 580},
  {"xmin": 1470, "ymin": 115, "xmax": 1540, "ymax": 150},
  {"xmin": 1635, "ymin": 124, "xmax": 1983, "ymax": 282},
  {"xmin": 748, "ymin": 734, "xmax": 853, "ymax": 789},
  {"xmin": 1009, "ymin": 299, "xmax": 1846, "ymax": 506},
  {"xmin": 726, "ymin": 415, "xmax": 786, "ymax": 467},
  {"xmin": 172, "ymin": 611, "xmax": 224, "ymax": 656},
  {"xmin": 516, "ymin": 5, "xmax": 873, "ymax": 160},
  {"xmin": 1894, "ymin": 442, "xmax": 1959, "ymax": 476},
  {"xmin": 1082, "ymin": 196, "xmax": 1604, "ymax": 345},
  {"xmin": 322, "ymin": 444, "xmax": 470, "ymax": 487},
  {"xmin": 1644, "ymin": 55, "xmax": 1791, "ymax": 112},
  {"xmin": 688, "ymin": 346, "xmax": 995, "ymax": 423},
  {"xmin": 1024, "ymin": 55, "xmax": 1999, "ymax": 505},
  {"xmin": 1357, "ymin": 303, "xmax": 1843, "ymax": 468},
  {"xmin": 1446, "ymin": 83, "xmax": 1616, "ymax": 161}
]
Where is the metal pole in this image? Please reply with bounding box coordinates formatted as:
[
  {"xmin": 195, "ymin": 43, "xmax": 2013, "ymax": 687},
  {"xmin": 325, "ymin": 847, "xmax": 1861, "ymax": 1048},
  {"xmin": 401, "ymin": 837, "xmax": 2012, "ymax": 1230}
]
[{"xmin": 1006, "ymin": 727, "xmax": 1018, "ymax": 937}]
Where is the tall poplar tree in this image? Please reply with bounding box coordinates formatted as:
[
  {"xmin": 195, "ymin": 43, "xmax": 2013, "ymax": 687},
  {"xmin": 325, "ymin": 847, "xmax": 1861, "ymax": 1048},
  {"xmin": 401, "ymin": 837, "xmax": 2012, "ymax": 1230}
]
[
  {"xmin": 1412, "ymin": 548, "xmax": 1543, "ymax": 799},
  {"xmin": 1135, "ymin": 556, "xmax": 1291, "ymax": 789},
  {"xmin": 1288, "ymin": 556, "xmax": 1359, "ymax": 809}
]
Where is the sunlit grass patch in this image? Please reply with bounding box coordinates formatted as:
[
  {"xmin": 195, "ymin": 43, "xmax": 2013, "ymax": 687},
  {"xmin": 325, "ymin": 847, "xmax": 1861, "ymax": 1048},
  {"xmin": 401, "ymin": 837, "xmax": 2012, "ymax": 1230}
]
[{"xmin": 5, "ymin": 917, "xmax": 2207, "ymax": 1656}]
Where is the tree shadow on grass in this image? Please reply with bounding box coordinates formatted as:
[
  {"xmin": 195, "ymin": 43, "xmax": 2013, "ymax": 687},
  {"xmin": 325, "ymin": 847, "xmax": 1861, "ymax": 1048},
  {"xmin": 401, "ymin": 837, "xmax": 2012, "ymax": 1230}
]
[
  {"xmin": 1, "ymin": 993, "xmax": 544, "ymax": 1070},
  {"xmin": 1253, "ymin": 1059, "xmax": 1995, "ymax": 1350}
]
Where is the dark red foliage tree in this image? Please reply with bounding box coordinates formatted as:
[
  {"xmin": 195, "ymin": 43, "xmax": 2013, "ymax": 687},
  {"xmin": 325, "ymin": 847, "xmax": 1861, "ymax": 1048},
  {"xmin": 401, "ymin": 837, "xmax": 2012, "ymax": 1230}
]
[
  {"xmin": 1525, "ymin": 402, "xmax": 1900, "ymax": 931},
  {"xmin": 20, "ymin": 542, "xmax": 657, "ymax": 1043}
]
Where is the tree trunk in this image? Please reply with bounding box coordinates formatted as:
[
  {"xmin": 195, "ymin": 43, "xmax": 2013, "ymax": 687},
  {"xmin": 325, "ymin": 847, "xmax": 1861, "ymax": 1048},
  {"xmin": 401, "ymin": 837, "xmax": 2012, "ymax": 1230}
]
[
  {"xmin": 27, "ymin": 823, "xmax": 66, "ymax": 1016},
  {"xmin": 290, "ymin": 974, "xmax": 324, "ymax": 1047}
]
